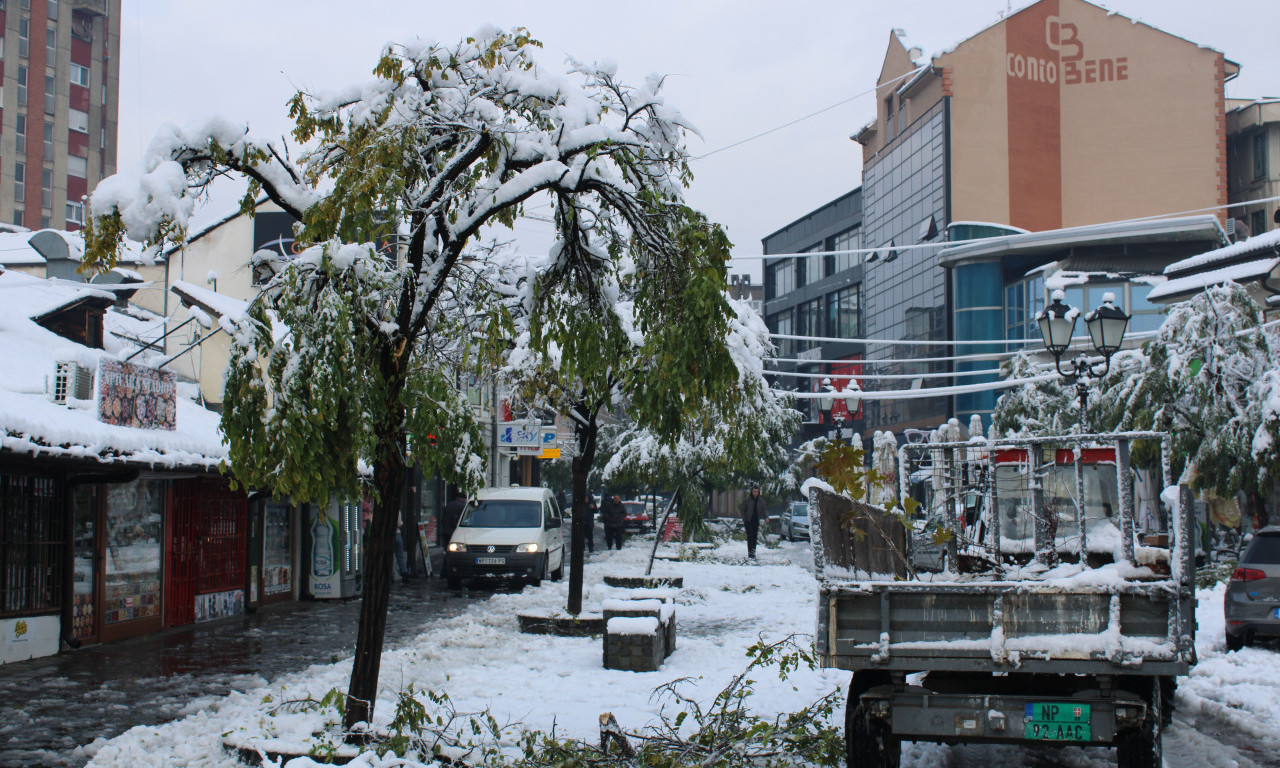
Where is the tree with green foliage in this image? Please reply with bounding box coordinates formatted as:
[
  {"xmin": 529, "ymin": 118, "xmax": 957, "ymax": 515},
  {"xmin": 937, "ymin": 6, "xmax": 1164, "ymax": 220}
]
[
  {"xmin": 503, "ymin": 209, "xmax": 740, "ymax": 613},
  {"xmin": 601, "ymin": 305, "xmax": 801, "ymax": 540},
  {"xmin": 84, "ymin": 28, "xmax": 720, "ymax": 731}
]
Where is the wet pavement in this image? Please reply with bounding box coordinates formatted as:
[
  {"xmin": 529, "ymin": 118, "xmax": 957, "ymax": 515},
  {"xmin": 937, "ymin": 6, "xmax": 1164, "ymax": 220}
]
[{"xmin": 0, "ymin": 575, "xmax": 488, "ymax": 768}]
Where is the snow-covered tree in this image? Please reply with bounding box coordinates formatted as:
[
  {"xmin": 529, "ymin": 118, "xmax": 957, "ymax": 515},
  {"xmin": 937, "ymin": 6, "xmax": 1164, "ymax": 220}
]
[
  {"xmin": 601, "ymin": 301, "xmax": 801, "ymax": 537},
  {"xmin": 994, "ymin": 283, "xmax": 1279, "ymax": 502},
  {"xmin": 503, "ymin": 211, "xmax": 738, "ymax": 613},
  {"xmin": 84, "ymin": 28, "xmax": 718, "ymax": 730}
]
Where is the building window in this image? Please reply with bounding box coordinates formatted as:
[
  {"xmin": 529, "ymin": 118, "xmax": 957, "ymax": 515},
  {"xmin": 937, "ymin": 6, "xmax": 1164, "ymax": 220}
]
[
  {"xmin": 767, "ymin": 258, "xmax": 795, "ymax": 300},
  {"xmin": 17, "ymin": 66, "xmax": 28, "ymax": 107},
  {"xmin": 827, "ymin": 285, "xmax": 862, "ymax": 338},
  {"xmin": 1252, "ymin": 209, "xmax": 1266, "ymax": 239},
  {"xmin": 1255, "ymin": 132, "xmax": 1268, "ymax": 181},
  {"xmin": 798, "ymin": 298, "xmax": 823, "ymax": 344},
  {"xmin": 100, "ymin": 127, "xmax": 106, "ymax": 149},
  {"xmin": 833, "ymin": 227, "xmax": 861, "ymax": 273},
  {"xmin": 884, "ymin": 95, "xmax": 895, "ymax": 140},
  {"xmin": 68, "ymin": 107, "xmax": 88, "ymax": 134},
  {"xmin": 71, "ymin": 8, "xmax": 93, "ymax": 42},
  {"xmin": 70, "ymin": 63, "xmax": 90, "ymax": 88},
  {"xmin": 0, "ymin": 473, "xmax": 66, "ymax": 618},
  {"xmin": 18, "ymin": 17, "xmax": 29, "ymax": 59},
  {"xmin": 47, "ymin": 0, "xmax": 57, "ymax": 20},
  {"xmin": 769, "ymin": 311, "xmax": 795, "ymax": 359},
  {"xmin": 41, "ymin": 167, "xmax": 52, "ymax": 209},
  {"xmin": 44, "ymin": 69, "xmax": 56, "ymax": 115},
  {"xmin": 13, "ymin": 162, "xmax": 25, "ymax": 203},
  {"xmin": 65, "ymin": 199, "xmax": 83, "ymax": 224},
  {"xmin": 67, "ymin": 154, "xmax": 86, "ymax": 178},
  {"xmin": 15, "ymin": 114, "xmax": 26, "ymax": 155},
  {"xmin": 46, "ymin": 26, "xmax": 55, "ymax": 60},
  {"xmin": 793, "ymin": 245, "xmax": 814, "ymax": 288},
  {"xmin": 40, "ymin": 214, "xmax": 49, "ymax": 228},
  {"xmin": 12, "ymin": 210, "xmax": 24, "ymax": 227},
  {"xmin": 43, "ymin": 121, "xmax": 53, "ymax": 162}
]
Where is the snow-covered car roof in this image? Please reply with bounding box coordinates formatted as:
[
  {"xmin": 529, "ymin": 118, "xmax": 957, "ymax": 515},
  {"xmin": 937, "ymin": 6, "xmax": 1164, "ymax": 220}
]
[
  {"xmin": 475, "ymin": 486, "xmax": 552, "ymax": 502},
  {"xmin": 0, "ymin": 268, "xmax": 227, "ymax": 470}
]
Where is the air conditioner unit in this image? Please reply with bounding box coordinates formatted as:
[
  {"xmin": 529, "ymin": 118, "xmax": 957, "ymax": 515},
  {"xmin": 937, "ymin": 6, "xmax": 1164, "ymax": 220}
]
[{"xmin": 51, "ymin": 361, "xmax": 94, "ymax": 404}]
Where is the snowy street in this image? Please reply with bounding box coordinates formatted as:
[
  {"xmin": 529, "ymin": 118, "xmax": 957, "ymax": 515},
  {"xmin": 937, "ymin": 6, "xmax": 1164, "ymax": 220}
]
[{"xmin": 28, "ymin": 536, "xmax": 1276, "ymax": 768}]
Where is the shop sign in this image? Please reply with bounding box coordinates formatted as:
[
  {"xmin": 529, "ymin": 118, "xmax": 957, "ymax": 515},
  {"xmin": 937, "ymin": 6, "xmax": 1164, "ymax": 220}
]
[
  {"xmin": 1, "ymin": 615, "xmax": 58, "ymax": 664},
  {"xmin": 96, "ymin": 359, "xmax": 177, "ymax": 430}
]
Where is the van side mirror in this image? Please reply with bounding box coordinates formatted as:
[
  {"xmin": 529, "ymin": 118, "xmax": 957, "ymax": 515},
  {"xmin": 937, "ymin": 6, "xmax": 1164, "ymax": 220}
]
[{"xmin": 545, "ymin": 515, "xmax": 561, "ymax": 530}]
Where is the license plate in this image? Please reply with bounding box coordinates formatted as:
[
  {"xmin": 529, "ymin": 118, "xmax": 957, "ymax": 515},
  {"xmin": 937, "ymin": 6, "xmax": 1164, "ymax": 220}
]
[
  {"xmin": 1273, "ymin": 607, "xmax": 1280, "ymax": 619},
  {"xmin": 1024, "ymin": 703, "xmax": 1091, "ymax": 741},
  {"xmin": 475, "ymin": 557, "xmax": 505, "ymax": 565}
]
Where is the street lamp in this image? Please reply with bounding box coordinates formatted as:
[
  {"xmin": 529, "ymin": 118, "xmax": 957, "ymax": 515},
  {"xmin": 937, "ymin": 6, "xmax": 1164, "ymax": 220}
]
[
  {"xmin": 818, "ymin": 377, "xmax": 863, "ymax": 443},
  {"xmin": 1036, "ymin": 289, "xmax": 1130, "ymax": 432}
]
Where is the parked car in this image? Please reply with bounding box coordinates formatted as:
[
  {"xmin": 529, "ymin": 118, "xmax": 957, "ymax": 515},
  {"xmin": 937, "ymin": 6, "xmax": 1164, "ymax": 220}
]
[
  {"xmin": 621, "ymin": 500, "xmax": 652, "ymax": 532},
  {"xmin": 1225, "ymin": 525, "xmax": 1280, "ymax": 650},
  {"xmin": 780, "ymin": 501, "xmax": 810, "ymax": 541},
  {"xmin": 443, "ymin": 486, "xmax": 565, "ymax": 589}
]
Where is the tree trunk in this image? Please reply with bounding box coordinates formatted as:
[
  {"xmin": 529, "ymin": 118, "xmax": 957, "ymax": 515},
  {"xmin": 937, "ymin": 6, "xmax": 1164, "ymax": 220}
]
[
  {"xmin": 344, "ymin": 367, "xmax": 408, "ymax": 732},
  {"xmin": 567, "ymin": 411, "xmax": 599, "ymax": 616}
]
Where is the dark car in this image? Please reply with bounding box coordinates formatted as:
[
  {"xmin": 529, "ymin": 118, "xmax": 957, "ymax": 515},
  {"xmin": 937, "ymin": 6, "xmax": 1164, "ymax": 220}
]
[
  {"xmin": 621, "ymin": 501, "xmax": 652, "ymax": 532},
  {"xmin": 1225, "ymin": 526, "xmax": 1280, "ymax": 650}
]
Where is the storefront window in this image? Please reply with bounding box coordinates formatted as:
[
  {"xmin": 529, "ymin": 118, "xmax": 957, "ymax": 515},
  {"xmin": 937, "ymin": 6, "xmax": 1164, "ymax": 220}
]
[
  {"xmin": 103, "ymin": 480, "xmax": 164, "ymax": 624},
  {"xmin": 72, "ymin": 485, "xmax": 98, "ymax": 640},
  {"xmin": 263, "ymin": 503, "xmax": 292, "ymax": 596}
]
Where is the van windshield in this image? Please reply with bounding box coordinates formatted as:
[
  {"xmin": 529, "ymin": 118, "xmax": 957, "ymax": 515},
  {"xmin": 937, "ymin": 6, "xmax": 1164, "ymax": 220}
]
[{"xmin": 459, "ymin": 500, "xmax": 542, "ymax": 528}]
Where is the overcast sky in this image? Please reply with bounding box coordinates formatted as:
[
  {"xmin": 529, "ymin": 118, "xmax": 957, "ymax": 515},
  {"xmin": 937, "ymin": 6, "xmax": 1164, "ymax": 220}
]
[{"xmin": 118, "ymin": 1, "xmax": 1280, "ymax": 280}]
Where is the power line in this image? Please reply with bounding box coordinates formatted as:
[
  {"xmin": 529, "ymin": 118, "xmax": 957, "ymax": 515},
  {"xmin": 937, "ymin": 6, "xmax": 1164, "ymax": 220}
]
[
  {"xmin": 777, "ymin": 373, "xmax": 1058, "ymax": 401},
  {"xmin": 692, "ymin": 66, "xmax": 927, "ymax": 161}
]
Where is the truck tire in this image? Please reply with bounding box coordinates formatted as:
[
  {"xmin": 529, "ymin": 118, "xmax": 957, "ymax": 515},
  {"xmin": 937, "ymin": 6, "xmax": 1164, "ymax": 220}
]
[
  {"xmin": 1116, "ymin": 678, "xmax": 1162, "ymax": 768},
  {"xmin": 845, "ymin": 702, "xmax": 898, "ymax": 768}
]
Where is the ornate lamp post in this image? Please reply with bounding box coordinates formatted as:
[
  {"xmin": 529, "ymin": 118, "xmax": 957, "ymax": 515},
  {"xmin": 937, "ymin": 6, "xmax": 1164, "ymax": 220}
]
[
  {"xmin": 1036, "ymin": 289, "xmax": 1130, "ymax": 432},
  {"xmin": 818, "ymin": 376, "xmax": 863, "ymax": 444}
]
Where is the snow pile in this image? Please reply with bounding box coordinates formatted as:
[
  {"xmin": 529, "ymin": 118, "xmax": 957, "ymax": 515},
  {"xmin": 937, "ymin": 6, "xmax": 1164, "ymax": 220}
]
[{"xmin": 85, "ymin": 538, "xmax": 843, "ymax": 767}]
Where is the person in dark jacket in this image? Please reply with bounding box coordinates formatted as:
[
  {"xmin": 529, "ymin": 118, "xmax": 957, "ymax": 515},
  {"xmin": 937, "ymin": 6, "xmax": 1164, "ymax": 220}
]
[
  {"xmin": 601, "ymin": 494, "xmax": 626, "ymax": 550},
  {"xmin": 441, "ymin": 493, "xmax": 466, "ymax": 550},
  {"xmin": 740, "ymin": 484, "xmax": 765, "ymax": 559},
  {"xmin": 583, "ymin": 495, "xmax": 598, "ymax": 553}
]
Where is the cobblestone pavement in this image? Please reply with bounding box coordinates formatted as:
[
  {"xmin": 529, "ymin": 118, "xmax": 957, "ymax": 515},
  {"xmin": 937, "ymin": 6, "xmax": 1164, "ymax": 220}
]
[{"xmin": 0, "ymin": 575, "xmax": 494, "ymax": 768}]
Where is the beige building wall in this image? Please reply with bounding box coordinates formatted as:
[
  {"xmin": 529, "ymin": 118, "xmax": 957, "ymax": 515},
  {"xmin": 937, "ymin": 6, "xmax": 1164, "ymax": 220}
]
[
  {"xmin": 902, "ymin": 0, "xmax": 1230, "ymax": 232},
  {"xmin": 163, "ymin": 202, "xmax": 280, "ymax": 406}
]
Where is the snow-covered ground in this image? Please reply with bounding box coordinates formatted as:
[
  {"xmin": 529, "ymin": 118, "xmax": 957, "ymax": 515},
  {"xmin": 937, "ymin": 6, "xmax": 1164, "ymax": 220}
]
[{"xmin": 82, "ymin": 539, "xmax": 1280, "ymax": 768}]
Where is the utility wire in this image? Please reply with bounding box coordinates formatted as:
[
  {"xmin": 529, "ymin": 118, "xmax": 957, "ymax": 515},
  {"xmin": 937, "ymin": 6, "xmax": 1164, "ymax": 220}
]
[{"xmin": 692, "ymin": 66, "xmax": 927, "ymax": 161}]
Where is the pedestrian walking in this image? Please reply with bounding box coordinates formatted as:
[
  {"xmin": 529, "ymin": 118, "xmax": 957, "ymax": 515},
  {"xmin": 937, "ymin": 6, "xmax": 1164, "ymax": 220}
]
[
  {"xmin": 393, "ymin": 515, "xmax": 412, "ymax": 580},
  {"xmin": 583, "ymin": 495, "xmax": 598, "ymax": 553},
  {"xmin": 602, "ymin": 494, "xmax": 626, "ymax": 550},
  {"xmin": 740, "ymin": 484, "xmax": 765, "ymax": 559}
]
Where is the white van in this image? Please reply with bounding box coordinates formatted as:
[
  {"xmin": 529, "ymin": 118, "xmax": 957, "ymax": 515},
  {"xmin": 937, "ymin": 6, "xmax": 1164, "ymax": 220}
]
[{"xmin": 442, "ymin": 486, "xmax": 565, "ymax": 588}]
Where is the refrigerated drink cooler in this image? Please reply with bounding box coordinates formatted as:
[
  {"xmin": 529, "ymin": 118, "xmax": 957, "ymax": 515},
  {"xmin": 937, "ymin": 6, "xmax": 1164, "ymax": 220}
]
[{"xmin": 307, "ymin": 498, "xmax": 363, "ymax": 599}]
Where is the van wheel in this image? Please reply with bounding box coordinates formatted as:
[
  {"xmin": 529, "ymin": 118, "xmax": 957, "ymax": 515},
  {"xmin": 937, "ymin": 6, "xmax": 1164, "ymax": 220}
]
[
  {"xmin": 529, "ymin": 558, "xmax": 547, "ymax": 587},
  {"xmin": 551, "ymin": 557, "xmax": 564, "ymax": 581}
]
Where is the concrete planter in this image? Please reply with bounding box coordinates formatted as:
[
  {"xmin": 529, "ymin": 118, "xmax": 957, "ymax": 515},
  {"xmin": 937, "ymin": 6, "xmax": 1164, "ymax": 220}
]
[
  {"xmin": 516, "ymin": 612, "xmax": 605, "ymax": 637},
  {"xmin": 603, "ymin": 575, "xmax": 684, "ymax": 589}
]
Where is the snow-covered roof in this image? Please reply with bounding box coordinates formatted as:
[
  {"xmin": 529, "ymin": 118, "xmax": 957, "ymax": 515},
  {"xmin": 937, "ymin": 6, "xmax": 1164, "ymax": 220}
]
[
  {"xmin": 1148, "ymin": 256, "xmax": 1280, "ymax": 303},
  {"xmin": 1163, "ymin": 229, "xmax": 1280, "ymax": 277},
  {"xmin": 0, "ymin": 269, "xmax": 227, "ymax": 469},
  {"xmin": 939, "ymin": 215, "xmax": 1224, "ymax": 266},
  {"xmin": 0, "ymin": 228, "xmax": 162, "ymax": 267}
]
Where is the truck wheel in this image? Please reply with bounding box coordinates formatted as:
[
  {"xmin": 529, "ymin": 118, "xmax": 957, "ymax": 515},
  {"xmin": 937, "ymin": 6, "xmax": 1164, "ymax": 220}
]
[
  {"xmin": 845, "ymin": 702, "xmax": 899, "ymax": 768},
  {"xmin": 1116, "ymin": 678, "xmax": 1162, "ymax": 768}
]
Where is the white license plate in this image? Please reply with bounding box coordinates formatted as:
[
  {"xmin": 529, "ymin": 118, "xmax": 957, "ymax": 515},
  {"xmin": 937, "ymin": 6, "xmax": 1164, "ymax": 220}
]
[{"xmin": 476, "ymin": 557, "xmax": 505, "ymax": 565}]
